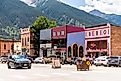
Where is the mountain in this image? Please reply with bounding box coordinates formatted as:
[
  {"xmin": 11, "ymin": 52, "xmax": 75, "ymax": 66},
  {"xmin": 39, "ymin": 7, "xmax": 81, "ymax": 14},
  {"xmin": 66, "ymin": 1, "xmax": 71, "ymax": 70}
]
[
  {"xmin": 0, "ymin": 0, "xmax": 42, "ymax": 38},
  {"xmin": 89, "ymin": 9, "xmax": 121, "ymax": 26},
  {"xmin": 0, "ymin": 0, "xmax": 111, "ymax": 38},
  {"xmin": 35, "ymin": 0, "xmax": 110, "ymax": 27}
]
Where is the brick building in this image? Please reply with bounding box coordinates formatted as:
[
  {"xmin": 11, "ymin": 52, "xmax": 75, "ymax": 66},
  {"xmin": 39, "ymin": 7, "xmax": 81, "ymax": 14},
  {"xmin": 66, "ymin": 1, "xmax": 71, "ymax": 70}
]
[
  {"xmin": 0, "ymin": 39, "xmax": 20, "ymax": 56},
  {"xmin": 52, "ymin": 25, "xmax": 85, "ymax": 58},
  {"xmin": 85, "ymin": 23, "xmax": 121, "ymax": 58},
  {"xmin": 20, "ymin": 27, "xmax": 36, "ymax": 57}
]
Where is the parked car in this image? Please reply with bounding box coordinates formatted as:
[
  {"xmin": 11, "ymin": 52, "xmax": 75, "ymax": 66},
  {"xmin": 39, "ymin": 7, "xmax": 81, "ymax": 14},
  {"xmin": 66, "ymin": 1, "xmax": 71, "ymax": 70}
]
[
  {"xmin": 34, "ymin": 57, "xmax": 44, "ymax": 64},
  {"xmin": 94, "ymin": 56, "xmax": 110, "ymax": 66},
  {"xmin": 7, "ymin": 55, "xmax": 31, "ymax": 69},
  {"xmin": 0, "ymin": 56, "xmax": 8, "ymax": 63},
  {"xmin": 108, "ymin": 56, "xmax": 121, "ymax": 67}
]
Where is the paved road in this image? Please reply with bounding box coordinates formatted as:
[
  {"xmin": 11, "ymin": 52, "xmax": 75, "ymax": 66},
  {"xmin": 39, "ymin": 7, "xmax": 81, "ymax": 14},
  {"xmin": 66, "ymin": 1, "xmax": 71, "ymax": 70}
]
[{"xmin": 0, "ymin": 64, "xmax": 121, "ymax": 81}]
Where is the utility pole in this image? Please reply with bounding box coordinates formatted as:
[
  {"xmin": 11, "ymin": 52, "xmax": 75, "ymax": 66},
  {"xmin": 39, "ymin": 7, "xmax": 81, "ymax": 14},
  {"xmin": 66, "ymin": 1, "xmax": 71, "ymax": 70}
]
[{"xmin": 11, "ymin": 29, "xmax": 15, "ymax": 55}]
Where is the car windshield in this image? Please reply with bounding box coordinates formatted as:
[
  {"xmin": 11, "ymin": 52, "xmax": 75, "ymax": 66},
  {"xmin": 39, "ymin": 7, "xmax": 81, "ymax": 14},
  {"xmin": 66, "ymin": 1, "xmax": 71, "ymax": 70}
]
[
  {"xmin": 97, "ymin": 56, "xmax": 107, "ymax": 59},
  {"xmin": 109, "ymin": 57, "xmax": 118, "ymax": 59},
  {"xmin": 13, "ymin": 55, "xmax": 26, "ymax": 59}
]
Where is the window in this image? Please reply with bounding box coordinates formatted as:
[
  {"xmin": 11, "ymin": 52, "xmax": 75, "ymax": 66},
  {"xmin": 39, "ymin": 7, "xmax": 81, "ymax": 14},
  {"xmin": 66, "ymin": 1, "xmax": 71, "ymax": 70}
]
[
  {"xmin": 53, "ymin": 32, "xmax": 56, "ymax": 36},
  {"xmin": 57, "ymin": 31, "xmax": 60, "ymax": 36},
  {"xmin": 27, "ymin": 37, "xmax": 29, "ymax": 42},
  {"xmin": 25, "ymin": 37, "xmax": 26, "ymax": 46},
  {"xmin": 89, "ymin": 32, "xmax": 91, "ymax": 36},
  {"xmin": 103, "ymin": 30, "xmax": 107, "ymax": 35},
  {"xmin": 27, "ymin": 37, "xmax": 29, "ymax": 45},
  {"xmin": 100, "ymin": 30, "xmax": 102, "ymax": 35},
  {"xmin": 92, "ymin": 31, "xmax": 94, "ymax": 36},
  {"xmin": 96, "ymin": 31, "xmax": 98, "ymax": 35},
  {"xmin": 4, "ymin": 44, "xmax": 6, "ymax": 50},
  {"xmin": 61, "ymin": 31, "xmax": 64, "ymax": 35},
  {"xmin": 22, "ymin": 38, "xmax": 24, "ymax": 46}
]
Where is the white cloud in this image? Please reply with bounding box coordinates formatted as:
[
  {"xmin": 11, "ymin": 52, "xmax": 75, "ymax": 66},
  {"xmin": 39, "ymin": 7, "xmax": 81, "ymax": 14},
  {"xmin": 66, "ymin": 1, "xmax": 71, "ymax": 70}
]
[{"xmin": 79, "ymin": 0, "xmax": 121, "ymax": 15}]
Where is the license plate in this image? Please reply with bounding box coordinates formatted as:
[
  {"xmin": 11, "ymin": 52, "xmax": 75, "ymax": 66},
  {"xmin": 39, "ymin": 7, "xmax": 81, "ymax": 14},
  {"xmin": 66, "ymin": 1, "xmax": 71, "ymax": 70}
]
[{"xmin": 24, "ymin": 64, "xmax": 27, "ymax": 66}]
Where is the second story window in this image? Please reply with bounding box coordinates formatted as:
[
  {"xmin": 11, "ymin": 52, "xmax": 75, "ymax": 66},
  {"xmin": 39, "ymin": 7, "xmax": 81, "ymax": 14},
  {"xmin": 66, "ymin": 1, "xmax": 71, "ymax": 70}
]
[
  {"xmin": 96, "ymin": 31, "xmax": 98, "ymax": 36},
  {"xmin": 4, "ymin": 44, "xmax": 6, "ymax": 50},
  {"xmin": 89, "ymin": 32, "xmax": 91, "ymax": 36},
  {"xmin": 22, "ymin": 38, "xmax": 24, "ymax": 46},
  {"xmin": 53, "ymin": 32, "xmax": 56, "ymax": 36},
  {"xmin": 100, "ymin": 30, "xmax": 102, "ymax": 35},
  {"xmin": 25, "ymin": 37, "xmax": 26, "ymax": 46},
  {"xmin": 92, "ymin": 31, "xmax": 94, "ymax": 36},
  {"xmin": 57, "ymin": 31, "xmax": 60, "ymax": 36},
  {"xmin": 27, "ymin": 37, "xmax": 29, "ymax": 42},
  {"xmin": 61, "ymin": 31, "xmax": 64, "ymax": 35}
]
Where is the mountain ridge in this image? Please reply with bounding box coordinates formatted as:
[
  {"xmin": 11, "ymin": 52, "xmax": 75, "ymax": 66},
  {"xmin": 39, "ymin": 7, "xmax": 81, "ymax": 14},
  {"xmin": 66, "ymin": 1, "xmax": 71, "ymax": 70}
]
[{"xmin": 89, "ymin": 9, "xmax": 121, "ymax": 26}]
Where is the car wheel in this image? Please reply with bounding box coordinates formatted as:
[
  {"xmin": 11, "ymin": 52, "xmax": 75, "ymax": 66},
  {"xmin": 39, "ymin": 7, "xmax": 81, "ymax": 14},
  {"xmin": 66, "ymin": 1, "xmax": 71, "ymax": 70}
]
[
  {"xmin": 107, "ymin": 64, "xmax": 110, "ymax": 67},
  {"xmin": 7, "ymin": 63, "xmax": 11, "ymax": 69},
  {"xmin": 28, "ymin": 65, "xmax": 31, "ymax": 69},
  {"xmin": 9, "ymin": 62, "xmax": 15, "ymax": 69}
]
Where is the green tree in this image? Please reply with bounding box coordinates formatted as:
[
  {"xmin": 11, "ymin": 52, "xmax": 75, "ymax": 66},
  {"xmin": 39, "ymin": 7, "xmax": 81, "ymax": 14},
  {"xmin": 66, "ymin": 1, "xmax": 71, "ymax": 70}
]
[
  {"xmin": 31, "ymin": 16, "xmax": 56, "ymax": 57},
  {"xmin": 49, "ymin": 20, "xmax": 57, "ymax": 28}
]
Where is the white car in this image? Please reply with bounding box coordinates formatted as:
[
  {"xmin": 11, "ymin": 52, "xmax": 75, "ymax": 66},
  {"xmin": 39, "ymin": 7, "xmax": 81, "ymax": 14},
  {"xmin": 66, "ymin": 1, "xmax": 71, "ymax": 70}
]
[
  {"xmin": 94, "ymin": 56, "xmax": 109, "ymax": 66},
  {"xmin": 34, "ymin": 57, "xmax": 44, "ymax": 64}
]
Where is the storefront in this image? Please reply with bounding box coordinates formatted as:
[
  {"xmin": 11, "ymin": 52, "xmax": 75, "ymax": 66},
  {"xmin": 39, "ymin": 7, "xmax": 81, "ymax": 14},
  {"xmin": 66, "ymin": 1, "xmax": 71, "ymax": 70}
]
[
  {"xmin": 85, "ymin": 23, "xmax": 111, "ymax": 58},
  {"xmin": 67, "ymin": 32, "xmax": 85, "ymax": 58}
]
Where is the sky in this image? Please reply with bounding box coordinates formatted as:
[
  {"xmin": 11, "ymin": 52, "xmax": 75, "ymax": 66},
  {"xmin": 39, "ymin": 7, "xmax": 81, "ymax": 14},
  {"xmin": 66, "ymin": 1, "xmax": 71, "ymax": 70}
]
[{"xmin": 20, "ymin": 0, "xmax": 121, "ymax": 15}]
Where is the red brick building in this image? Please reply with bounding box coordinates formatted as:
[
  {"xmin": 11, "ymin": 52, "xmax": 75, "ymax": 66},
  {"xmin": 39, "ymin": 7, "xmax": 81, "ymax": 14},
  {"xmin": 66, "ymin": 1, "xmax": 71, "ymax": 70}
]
[
  {"xmin": 0, "ymin": 39, "xmax": 20, "ymax": 56},
  {"xmin": 52, "ymin": 25, "xmax": 84, "ymax": 57}
]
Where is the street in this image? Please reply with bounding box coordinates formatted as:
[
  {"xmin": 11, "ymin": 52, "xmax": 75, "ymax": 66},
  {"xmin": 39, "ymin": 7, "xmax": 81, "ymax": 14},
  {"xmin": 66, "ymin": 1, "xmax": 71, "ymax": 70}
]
[{"xmin": 0, "ymin": 64, "xmax": 121, "ymax": 81}]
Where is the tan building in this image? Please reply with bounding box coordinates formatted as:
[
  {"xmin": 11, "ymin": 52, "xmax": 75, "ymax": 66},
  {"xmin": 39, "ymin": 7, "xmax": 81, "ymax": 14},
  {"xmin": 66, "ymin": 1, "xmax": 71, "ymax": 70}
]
[
  {"xmin": 14, "ymin": 41, "xmax": 21, "ymax": 54},
  {"xmin": 85, "ymin": 23, "xmax": 121, "ymax": 58},
  {"xmin": 20, "ymin": 27, "xmax": 36, "ymax": 57}
]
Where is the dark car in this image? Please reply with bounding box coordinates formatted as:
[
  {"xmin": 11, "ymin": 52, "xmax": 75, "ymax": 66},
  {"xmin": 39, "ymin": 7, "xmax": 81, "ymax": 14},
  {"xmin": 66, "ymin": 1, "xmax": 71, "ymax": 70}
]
[
  {"xmin": 108, "ymin": 56, "xmax": 121, "ymax": 67},
  {"xmin": 7, "ymin": 55, "xmax": 31, "ymax": 69},
  {"xmin": 0, "ymin": 56, "xmax": 8, "ymax": 63}
]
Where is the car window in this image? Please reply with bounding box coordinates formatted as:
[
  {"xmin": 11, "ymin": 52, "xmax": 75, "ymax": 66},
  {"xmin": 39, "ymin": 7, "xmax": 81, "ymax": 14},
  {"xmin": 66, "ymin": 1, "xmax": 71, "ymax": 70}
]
[{"xmin": 109, "ymin": 57, "xmax": 118, "ymax": 59}]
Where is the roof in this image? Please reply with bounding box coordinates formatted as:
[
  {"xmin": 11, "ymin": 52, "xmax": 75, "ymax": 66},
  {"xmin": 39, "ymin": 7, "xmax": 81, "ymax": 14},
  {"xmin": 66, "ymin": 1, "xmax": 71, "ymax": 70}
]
[{"xmin": 86, "ymin": 23, "xmax": 117, "ymax": 28}]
